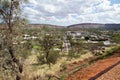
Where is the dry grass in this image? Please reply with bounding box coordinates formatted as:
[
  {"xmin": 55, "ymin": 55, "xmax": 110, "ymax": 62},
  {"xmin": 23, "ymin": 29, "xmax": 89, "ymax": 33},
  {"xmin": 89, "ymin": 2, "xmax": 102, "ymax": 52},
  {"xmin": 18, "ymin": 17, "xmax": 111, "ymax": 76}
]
[{"xmin": 21, "ymin": 51, "xmax": 93, "ymax": 80}]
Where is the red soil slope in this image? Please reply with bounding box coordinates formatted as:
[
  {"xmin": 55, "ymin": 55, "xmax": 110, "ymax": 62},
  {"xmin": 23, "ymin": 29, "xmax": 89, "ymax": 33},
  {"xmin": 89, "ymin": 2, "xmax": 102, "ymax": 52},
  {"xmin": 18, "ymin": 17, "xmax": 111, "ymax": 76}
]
[
  {"xmin": 66, "ymin": 57, "xmax": 120, "ymax": 80},
  {"xmin": 96, "ymin": 64, "xmax": 120, "ymax": 80}
]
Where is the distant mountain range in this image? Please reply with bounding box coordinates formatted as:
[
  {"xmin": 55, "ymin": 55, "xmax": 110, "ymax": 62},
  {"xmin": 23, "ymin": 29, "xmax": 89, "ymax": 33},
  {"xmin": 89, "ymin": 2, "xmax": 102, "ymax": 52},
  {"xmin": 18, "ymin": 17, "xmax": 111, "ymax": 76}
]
[
  {"xmin": 67, "ymin": 23, "xmax": 120, "ymax": 29},
  {"xmin": 28, "ymin": 23, "xmax": 120, "ymax": 30},
  {"xmin": 29, "ymin": 24, "xmax": 64, "ymax": 28}
]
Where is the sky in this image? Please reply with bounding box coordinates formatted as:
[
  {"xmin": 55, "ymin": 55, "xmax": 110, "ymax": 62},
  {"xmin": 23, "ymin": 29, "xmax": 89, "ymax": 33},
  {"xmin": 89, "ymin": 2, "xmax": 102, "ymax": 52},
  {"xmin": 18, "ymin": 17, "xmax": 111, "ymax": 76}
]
[{"xmin": 22, "ymin": 0, "xmax": 120, "ymax": 26}]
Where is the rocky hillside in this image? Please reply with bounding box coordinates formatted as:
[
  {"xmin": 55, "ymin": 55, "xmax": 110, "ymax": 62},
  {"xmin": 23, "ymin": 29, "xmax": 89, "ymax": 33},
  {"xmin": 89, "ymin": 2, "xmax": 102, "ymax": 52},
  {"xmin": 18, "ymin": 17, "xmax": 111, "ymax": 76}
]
[
  {"xmin": 67, "ymin": 23, "xmax": 120, "ymax": 29},
  {"xmin": 28, "ymin": 24, "xmax": 64, "ymax": 29}
]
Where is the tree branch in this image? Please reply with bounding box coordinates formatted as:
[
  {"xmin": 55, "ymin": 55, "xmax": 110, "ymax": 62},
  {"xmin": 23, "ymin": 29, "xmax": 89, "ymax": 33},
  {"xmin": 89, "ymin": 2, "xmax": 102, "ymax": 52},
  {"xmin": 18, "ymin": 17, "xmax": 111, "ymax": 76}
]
[
  {"xmin": 0, "ymin": 11, "xmax": 9, "ymax": 27},
  {"xmin": 0, "ymin": 9, "xmax": 8, "ymax": 15}
]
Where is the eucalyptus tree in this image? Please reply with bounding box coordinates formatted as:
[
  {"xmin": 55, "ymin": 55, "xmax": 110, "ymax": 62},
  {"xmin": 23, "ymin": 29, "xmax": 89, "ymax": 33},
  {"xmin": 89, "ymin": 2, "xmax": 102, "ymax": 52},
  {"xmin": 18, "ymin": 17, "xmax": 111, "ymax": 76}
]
[
  {"xmin": 0, "ymin": 0, "xmax": 28, "ymax": 80},
  {"xmin": 40, "ymin": 34, "xmax": 56, "ymax": 65},
  {"xmin": 38, "ymin": 29, "xmax": 61, "ymax": 67}
]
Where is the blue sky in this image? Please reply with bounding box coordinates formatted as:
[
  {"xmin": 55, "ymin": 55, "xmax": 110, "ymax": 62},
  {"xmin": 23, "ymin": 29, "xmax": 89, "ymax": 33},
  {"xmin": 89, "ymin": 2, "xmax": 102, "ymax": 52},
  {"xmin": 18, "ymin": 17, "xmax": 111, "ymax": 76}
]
[
  {"xmin": 111, "ymin": 0, "xmax": 120, "ymax": 4},
  {"xmin": 22, "ymin": 0, "xmax": 120, "ymax": 26}
]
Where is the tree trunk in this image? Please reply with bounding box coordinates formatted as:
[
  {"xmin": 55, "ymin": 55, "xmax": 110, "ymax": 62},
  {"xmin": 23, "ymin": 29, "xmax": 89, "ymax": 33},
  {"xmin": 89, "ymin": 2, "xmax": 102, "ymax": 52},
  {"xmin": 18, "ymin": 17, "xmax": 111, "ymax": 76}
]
[
  {"xmin": 46, "ymin": 52, "xmax": 49, "ymax": 63},
  {"xmin": 7, "ymin": 23, "xmax": 22, "ymax": 80}
]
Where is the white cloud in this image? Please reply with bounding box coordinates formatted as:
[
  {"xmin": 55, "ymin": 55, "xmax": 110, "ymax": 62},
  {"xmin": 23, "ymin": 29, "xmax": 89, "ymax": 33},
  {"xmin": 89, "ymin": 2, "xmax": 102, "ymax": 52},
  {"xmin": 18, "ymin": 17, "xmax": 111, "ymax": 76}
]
[
  {"xmin": 96, "ymin": 0, "xmax": 114, "ymax": 12},
  {"xmin": 29, "ymin": 0, "xmax": 38, "ymax": 5},
  {"xmin": 42, "ymin": 4, "xmax": 61, "ymax": 13},
  {"xmin": 23, "ymin": 7, "xmax": 39, "ymax": 14},
  {"xmin": 22, "ymin": 0, "xmax": 120, "ymax": 26}
]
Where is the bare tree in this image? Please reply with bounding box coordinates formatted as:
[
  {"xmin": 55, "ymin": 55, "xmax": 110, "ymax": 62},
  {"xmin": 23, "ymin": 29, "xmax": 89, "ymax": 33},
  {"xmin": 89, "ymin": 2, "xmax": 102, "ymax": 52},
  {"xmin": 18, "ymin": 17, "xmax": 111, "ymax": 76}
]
[{"xmin": 0, "ymin": 0, "xmax": 27, "ymax": 80}]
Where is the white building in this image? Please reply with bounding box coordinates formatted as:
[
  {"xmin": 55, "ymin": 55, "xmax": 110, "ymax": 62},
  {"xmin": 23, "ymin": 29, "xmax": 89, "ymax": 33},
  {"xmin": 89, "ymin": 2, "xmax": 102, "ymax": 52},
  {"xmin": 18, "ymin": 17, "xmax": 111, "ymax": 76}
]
[{"xmin": 103, "ymin": 41, "xmax": 111, "ymax": 45}]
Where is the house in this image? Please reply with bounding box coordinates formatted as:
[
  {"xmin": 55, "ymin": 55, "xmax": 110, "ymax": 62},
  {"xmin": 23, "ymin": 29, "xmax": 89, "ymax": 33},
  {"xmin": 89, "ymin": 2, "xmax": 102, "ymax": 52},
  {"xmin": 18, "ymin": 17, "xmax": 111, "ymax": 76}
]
[
  {"xmin": 103, "ymin": 40, "xmax": 111, "ymax": 45},
  {"xmin": 31, "ymin": 36, "xmax": 38, "ymax": 39},
  {"xmin": 23, "ymin": 34, "xmax": 38, "ymax": 40},
  {"xmin": 23, "ymin": 34, "xmax": 31, "ymax": 40},
  {"xmin": 66, "ymin": 31, "xmax": 83, "ymax": 40}
]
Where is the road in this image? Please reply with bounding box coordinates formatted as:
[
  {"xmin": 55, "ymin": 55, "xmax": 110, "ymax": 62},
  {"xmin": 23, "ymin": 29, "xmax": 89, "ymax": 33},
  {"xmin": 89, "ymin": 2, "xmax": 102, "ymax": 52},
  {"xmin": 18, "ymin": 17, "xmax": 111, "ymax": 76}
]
[{"xmin": 63, "ymin": 35, "xmax": 71, "ymax": 53}]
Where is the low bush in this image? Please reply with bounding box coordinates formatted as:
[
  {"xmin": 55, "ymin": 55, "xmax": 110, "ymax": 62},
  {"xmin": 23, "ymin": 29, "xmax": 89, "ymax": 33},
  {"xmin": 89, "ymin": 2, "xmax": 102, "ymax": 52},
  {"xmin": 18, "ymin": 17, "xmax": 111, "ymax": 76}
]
[
  {"xmin": 37, "ymin": 51, "xmax": 60, "ymax": 65},
  {"xmin": 101, "ymin": 45, "xmax": 120, "ymax": 59},
  {"xmin": 60, "ymin": 74, "xmax": 68, "ymax": 80},
  {"xmin": 68, "ymin": 50, "xmax": 81, "ymax": 59},
  {"xmin": 37, "ymin": 54, "xmax": 45, "ymax": 64},
  {"xmin": 68, "ymin": 50, "xmax": 75, "ymax": 58},
  {"xmin": 18, "ymin": 48, "xmax": 32, "ymax": 59},
  {"xmin": 60, "ymin": 62, "xmax": 67, "ymax": 71},
  {"xmin": 47, "ymin": 51, "xmax": 60, "ymax": 64}
]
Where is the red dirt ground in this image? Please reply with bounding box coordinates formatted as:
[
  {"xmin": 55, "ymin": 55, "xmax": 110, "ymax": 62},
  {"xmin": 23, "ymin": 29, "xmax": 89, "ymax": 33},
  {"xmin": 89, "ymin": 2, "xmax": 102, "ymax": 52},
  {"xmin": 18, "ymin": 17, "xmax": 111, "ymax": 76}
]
[
  {"xmin": 60, "ymin": 56, "xmax": 98, "ymax": 74},
  {"xmin": 96, "ymin": 64, "xmax": 120, "ymax": 80},
  {"xmin": 66, "ymin": 50, "xmax": 120, "ymax": 80}
]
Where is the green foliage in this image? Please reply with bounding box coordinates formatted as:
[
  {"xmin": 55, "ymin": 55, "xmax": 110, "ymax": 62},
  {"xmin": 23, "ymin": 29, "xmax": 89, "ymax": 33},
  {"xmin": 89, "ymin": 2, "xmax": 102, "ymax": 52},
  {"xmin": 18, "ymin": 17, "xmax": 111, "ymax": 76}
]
[
  {"xmin": 47, "ymin": 51, "xmax": 60, "ymax": 64},
  {"xmin": 101, "ymin": 45, "xmax": 120, "ymax": 59},
  {"xmin": 112, "ymin": 34, "xmax": 120, "ymax": 43},
  {"xmin": 98, "ymin": 41, "xmax": 104, "ymax": 46},
  {"xmin": 0, "ymin": 0, "xmax": 28, "ymax": 79},
  {"xmin": 38, "ymin": 33, "xmax": 61, "ymax": 66},
  {"xmin": 60, "ymin": 62, "xmax": 67, "ymax": 70},
  {"xmin": 40, "ymin": 34, "xmax": 55, "ymax": 52},
  {"xmin": 85, "ymin": 36, "xmax": 89, "ymax": 41},
  {"xmin": 16, "ymin": 41, "xmax": 33, "ymax": 59},
  {"xmin": 60, "ymin": 74, "xmax": 68, "ymax": 80},
  {"xmin": 19, "ymin": 48, "xmax": 31, "ymax": 59},
  {"xmin": 42, "ymin": 25, "xmax": 50, "ymax": 32},
  {"xmin": 33, "ymin": 45, "xmax": 41, "ymax": 50},
  {"xmin": 37, "ymin": 51, "xmax": 60, "ymax": 65},
  {"xmin": 57, "ymin": 37, "xmax": 63, "ymax": 51},
  {"xmin": 68, "ymin": 49, "xmax": 80, "ymax": 59},
  {"xmin": 94, "ymin": 52, "xmax": 102, "ymax": 56},
  {"xmin": 67, "ymin": 35, "xmax": 74, "ymax": 47},
  {"xmin": 68, "ymin": 50, "xmax": 75, "ymax": 58},
  {"xmin": 37, "ymin": 55, "xmax": 45, "ymax": 64},
  {"xmin": 49, "ymin": 78, "xmax": 58, "ymax": 80}
]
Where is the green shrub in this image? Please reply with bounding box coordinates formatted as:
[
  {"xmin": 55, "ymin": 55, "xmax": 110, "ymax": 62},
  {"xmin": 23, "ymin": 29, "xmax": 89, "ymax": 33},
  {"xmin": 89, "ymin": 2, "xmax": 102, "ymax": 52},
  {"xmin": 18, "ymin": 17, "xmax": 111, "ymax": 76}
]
[
  {"xmin": 37, "ymin": 55, "xmax": 45, "ymax": 64},
  {"xmin": 101, "ymin": 45, "xmax": 120, "ymax": 59},
  {"xmin": 49, "ymin": 78, "xmax": 58, "ymax": 80},
  {"xmin": 19, "ymin": 48, "xmax": 32, "ymax": 59},
  {"xmin": 47, "ymin": 51, "xmax": 60, "ymax": 64},
  {"xmin": 107, "ymin": 46, "xmax": 120, "ymax": 54},
  {"xmin": 60, "ymin": 74, "xmax": 68, "ymax": 80},
  {"xmin": 68, "ymin": 50, "xmax": 80, "ymax": 59},
  {"xmin": 37, "ymin": 51, "xmax": 60, "ymax": 65},
  {"xmin": 60, "ymin": 62, "xmax": 67, "ymax": 71},
  {"xmin": 33, "ymin": 45, "xmax": 41, "ymax": 50},
  {"xmin": 68, "ymin": 50, "xmax": 75, "ymax": 58}
]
